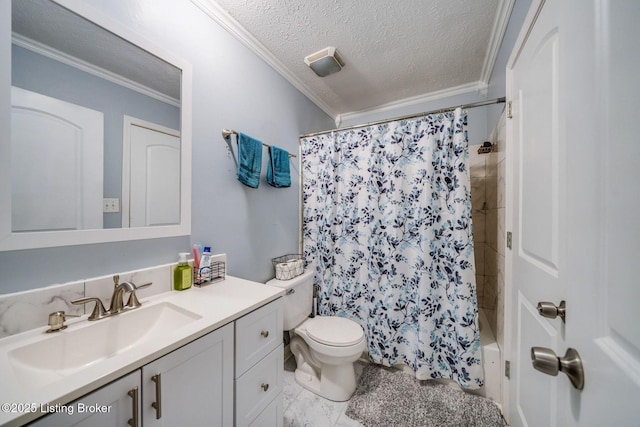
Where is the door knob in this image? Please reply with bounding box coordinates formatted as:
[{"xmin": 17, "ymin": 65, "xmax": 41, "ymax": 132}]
[
  {"xmin": 537, "ymin": 300, "xmax": 566, "ymax": 323},
  {"xmin": 531, "ymin": 347, "xmax": 584, "ymax": 390}
]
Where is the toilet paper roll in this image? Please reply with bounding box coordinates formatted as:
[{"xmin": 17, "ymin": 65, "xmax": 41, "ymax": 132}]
[
  {"xmin": 275, "ymin": 258, "xmax": 304, "ymax": 280},
  {"xmin": 275, "ymin": 261, "xmax": 294, "ymax": 280},
  {"xmin": 291, "ymin": 259, "xmax": 303, "ymax": 276}
]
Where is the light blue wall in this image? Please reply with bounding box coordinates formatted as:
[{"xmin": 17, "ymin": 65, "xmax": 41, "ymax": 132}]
[
  {"xmin": 0, "ymin": 0, "xmax": 532, "ymax": 293},
  {"xmin": 0, "ymin": 0, "xmax": 333, "ymax": 293},
  {"xmin": 338, "ymin": 0, "xmax": 533, "ymax": 141},
  {"xmin": 12, "ymin": 45, "xmax": 181, "ymax": 229}
]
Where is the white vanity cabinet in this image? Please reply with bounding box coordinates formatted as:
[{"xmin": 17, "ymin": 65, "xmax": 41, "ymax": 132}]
[
  {"xmin": 27, "ymin": 297, "xmax": 283, "ymax": 427},
  {"xmin": 142, "ymin": 323, "xmax": 234, "ymax": 426},
  {"xmin": 31, "ymin": 324, "xmax": 234, "ymax": 427},
  {"xmin": 30, "ymin": 371, "xmax": 141, "ymax": 426},
  {"xmin": 235, "ymin": 299, "xmax": 284, "ymax": 427}
]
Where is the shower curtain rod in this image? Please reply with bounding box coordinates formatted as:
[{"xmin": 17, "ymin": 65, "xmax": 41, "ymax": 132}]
[{"xmin": 300, "ymin": 97, "xmax": 506, "ymax": 139}]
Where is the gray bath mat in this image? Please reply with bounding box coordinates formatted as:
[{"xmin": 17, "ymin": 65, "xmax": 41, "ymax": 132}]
[{"xmin": 345, "ymin": 364, "xmax": 506, "ymax": 427}]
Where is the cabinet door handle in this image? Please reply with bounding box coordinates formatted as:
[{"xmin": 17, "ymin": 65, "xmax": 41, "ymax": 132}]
[
  {"xmin": 261, "ymin": 383, "xmax": 269, "ymax": 392},
  {"xmin": 127, "ymin": 387, "xmax": 139, "ymax": 427},
  {"xmin": 261, "ymin": 330, "xmax": 269, "ymax": 338},
  {"xmin": 151, "ymin": 373, "xmax": 162, "ymax": 419}
]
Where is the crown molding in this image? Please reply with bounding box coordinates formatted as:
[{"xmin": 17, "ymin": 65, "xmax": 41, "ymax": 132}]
[
  {"xmin": 190, "ymin": 0, "xmax": 511, "ymax": 124},
  {"xmin": 480, "ymin": 0, "xmax": 516, "ymax": 85},
  {"xmin": 338, "ymin": 81, "xmax": 488, "ymax": 126},
  {"xmin": 12, "ymin": 34, "xmax": 180, "ymax": 107},
  {"xmin": 190, "ymin": 0, "xmax": 338, "ymax": 120}
]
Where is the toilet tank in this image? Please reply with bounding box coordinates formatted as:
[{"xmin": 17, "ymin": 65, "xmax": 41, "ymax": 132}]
[{"xmin": 266, "ymin": 269, "xmax": 314, "ymax": 330}]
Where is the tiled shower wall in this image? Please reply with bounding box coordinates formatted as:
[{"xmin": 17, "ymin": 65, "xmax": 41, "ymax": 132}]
[{"xmin": 470, "ymin": 111, "xmax": 506, "ymax": 351}]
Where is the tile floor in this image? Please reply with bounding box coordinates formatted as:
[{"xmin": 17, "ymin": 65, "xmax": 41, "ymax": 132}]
[
  {"xmin": 283, "ymin": 357, "xmax": 366, "ymax": 427},
  {"xmin": 282, "ymin": 357, "xmax": 505, "ymax": 427}
]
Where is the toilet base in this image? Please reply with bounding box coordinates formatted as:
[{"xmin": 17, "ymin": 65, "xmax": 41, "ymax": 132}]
[{"xmin": 293, "ymin": 358, "xmax": 357, "ymax": 402}]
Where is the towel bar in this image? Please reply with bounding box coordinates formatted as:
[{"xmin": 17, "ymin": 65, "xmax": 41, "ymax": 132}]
[{"xmin": 222, "ymin": 129, "xmax": 297, "ymax": 158}]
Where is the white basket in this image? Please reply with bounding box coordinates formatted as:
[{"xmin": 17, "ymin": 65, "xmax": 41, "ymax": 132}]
[{"xmin": 274, "ymin": 258, "xmax": 304, "ymax": 280}]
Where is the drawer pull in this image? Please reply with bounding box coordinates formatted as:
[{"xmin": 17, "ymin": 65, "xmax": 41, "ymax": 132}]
[
  {"xmin": 127, "ymin": 387, "xmax": 139, "ymax": 427},
  {"xmin": 151, "ymin": 373, "xmax": 162, "ymax": 419},
  {"xmin": 261, "ymin": 383, "xmax": 269, "ymax": 392},
  {"xmin": 261, "ymin": 330, "xmax": 269, "ymax": 338}
]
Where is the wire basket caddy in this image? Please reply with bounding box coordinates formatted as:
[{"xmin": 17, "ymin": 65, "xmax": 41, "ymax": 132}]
[
  {"xmin": 271, "ymin": 254, "xmax": 304, "ymax": 280},
  {"xmin": 193, "ymin": 260, "xmax": 226, "ymax": 287}
]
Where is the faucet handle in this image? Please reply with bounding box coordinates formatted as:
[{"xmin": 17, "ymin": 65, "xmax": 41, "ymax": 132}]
[
  {"xmin": 46, "ymin": 311, "xmax": 79, "ymax": 333},
  {"xmin": 72, "ymin": 297, "xmax": 108, "ymax": 321},
  {"xmin": 126, "ymin": 292, "xmax": 142, "ymax": 309},
  {"xmin": 125, "ymin": 282, "xmax": 152, "ymax": 309}
]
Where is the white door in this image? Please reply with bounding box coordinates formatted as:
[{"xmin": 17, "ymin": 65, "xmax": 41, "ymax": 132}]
[
  {"xmin": 122, "ymin": 116, "xmax": 180, "ymax": 228},
  {"xmin": 11, "ymin": 87, "xmax": 103, "ymax": 232},
  {"xmin": 507, "ymin": 0, "xmax": 640, "ymax": 426}
]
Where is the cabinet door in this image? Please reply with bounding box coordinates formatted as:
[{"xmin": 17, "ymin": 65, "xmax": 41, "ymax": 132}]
[
  {"xmin": 30, "ymin": 371, "xmax": 141, "ymax": 427},
  {"xmin": 142, "ymin": 323, "xmax": 234, "ymax": 427}
]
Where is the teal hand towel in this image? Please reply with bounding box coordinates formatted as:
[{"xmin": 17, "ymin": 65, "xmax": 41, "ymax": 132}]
[
  {"xmin": 266, "ymin": 145, "xmax": 291, "ymax": 188},
  {"xmin": 237, "ymin": 132, "xmax": 262, "ymax": 188}
]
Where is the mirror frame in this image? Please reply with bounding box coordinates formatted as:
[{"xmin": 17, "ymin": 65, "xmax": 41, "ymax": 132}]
[{"xmin": 0, "ymin": 0, "xmax": 192, "ymax": 251}]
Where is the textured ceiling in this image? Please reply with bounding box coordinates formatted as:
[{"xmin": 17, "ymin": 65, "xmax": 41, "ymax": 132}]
[{"xmin": 210, "ymin": 0, "xmax": 503, "ymax": 118}]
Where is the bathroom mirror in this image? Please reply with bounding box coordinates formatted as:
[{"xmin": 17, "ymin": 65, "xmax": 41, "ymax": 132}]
[{"xmin": 0, "ymin": 0, "xmax": 192, "ymax": 250}]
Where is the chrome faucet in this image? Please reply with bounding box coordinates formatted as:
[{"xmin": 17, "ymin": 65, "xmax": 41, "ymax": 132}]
[
  {"xmin": 108, "ymin": 277, "xmax": 138, "ymax": 314},
  {"xmin": 108, "ymin": 275, "xmax": 152, "ymax": 314},
  {"xmin": 71, "ymin": 275, "xmax": 152, "ymax": 321}
]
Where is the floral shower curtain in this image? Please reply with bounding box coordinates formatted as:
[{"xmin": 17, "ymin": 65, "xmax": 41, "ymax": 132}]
[{"xmin": 301, "ymin": 109, "xmax": 483, "ymax": 389}]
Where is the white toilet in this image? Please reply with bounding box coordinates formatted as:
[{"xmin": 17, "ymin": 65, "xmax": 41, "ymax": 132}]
[{"xmin": 267, "ymin": 269, "xmax": 366, "ymax": 402}]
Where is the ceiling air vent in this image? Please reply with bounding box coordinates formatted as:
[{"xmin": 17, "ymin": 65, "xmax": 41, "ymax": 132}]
[{"xmin": 304, "ymin": 47, "xmax": 345, "ymax": 77}]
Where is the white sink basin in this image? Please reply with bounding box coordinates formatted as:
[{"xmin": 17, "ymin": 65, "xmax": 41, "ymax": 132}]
[{"xmin": 8, "ymin": 302, "xmax": 201, "ymax": 389}]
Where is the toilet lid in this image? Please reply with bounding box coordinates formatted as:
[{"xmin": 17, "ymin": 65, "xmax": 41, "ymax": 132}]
[{"xmin": 305, "ymin": 316, "xmax": 364, "ymax": 347}]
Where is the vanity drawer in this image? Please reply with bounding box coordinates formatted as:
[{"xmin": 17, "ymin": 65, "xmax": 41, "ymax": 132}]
[
  {"xmin": 249, "ymin": 393, "xmax": 283, "ymax": 427},
  {"xmin": 236, "ymin": 344, "xmax": 283, "ymax": 427},
  {"xmin": 235, "ymin": 298, "xmax": 283, "ymax": 376}
]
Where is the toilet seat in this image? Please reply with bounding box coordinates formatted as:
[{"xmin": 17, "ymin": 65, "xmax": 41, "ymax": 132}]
[{"xmin": 305, "ymin": 316, "xmax": 364, "ymax": 347}]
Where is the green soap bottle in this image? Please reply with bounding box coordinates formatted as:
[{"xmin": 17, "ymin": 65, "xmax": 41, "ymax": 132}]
[{"xmin": 174, "ymin": 252, "xmax": 192, "ymax": 291}]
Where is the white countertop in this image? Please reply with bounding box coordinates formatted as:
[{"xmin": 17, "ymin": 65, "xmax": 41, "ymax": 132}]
[{"xmin": 0, "ymin": 276, "xmax": 284, "ymax": 426}]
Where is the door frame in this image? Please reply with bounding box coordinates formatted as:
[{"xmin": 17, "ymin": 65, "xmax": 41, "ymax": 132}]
[
  {"xmin": 121, "ymin": 115, "xmax": 181, "ymax": 228},
  {"xmin": 503, "ymin": 0, "xmax": 547, "ymax": 423}
]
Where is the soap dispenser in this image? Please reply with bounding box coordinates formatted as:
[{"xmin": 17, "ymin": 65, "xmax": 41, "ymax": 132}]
[{"xmin": 174, "ymin": 252, "xmax": 192, "ymax": 291}]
